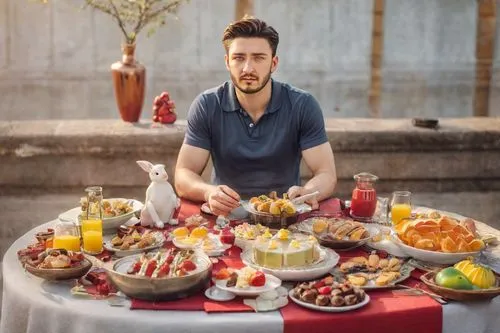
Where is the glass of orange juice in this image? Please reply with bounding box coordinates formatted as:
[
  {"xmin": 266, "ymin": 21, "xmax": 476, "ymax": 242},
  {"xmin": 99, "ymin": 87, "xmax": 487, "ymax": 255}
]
[
  {"xmin": 53, "ymin": 221, "xmax": 81, "ymax": 252},
  {"xmin": 389, "ymin": 191, "xmax": 412, "ymax": 225}
]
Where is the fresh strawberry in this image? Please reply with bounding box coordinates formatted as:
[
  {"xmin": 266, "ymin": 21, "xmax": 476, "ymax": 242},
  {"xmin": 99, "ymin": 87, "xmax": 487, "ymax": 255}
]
[
  {"xmin": 249, "ymin": 271, "xmax": 266, "ymax": 287},
  {"xmin": 96, "ymin": 281, "xmax": 110, "ymax": 296},
  {"xmin": 313, "ymin": 280, "xmax": 326, "ymax": 289},
  {"xmin": 128, "ymin": 262, "xmax": 141, "ymax": 274},
  {"xmin": 179, "ymin": 260, "xmax": 196, "ymax": 271},
  {"xmin": 318, "ymin": 286, "xmax": 332, "ymax": 295},
  {"xmin": 166, "ymin": 255, "xmax": 174, "ymax": 264},
  {"xmin": 215, "ymin": 268, "xmax": 231, "ymax": 280},
  {"xmin": 156, "ymin": 262, "xmax": 170, "ymax": 278},
  {"xmin": 145, "ymin": 260, "xmax": 157, "ymax": 277}
]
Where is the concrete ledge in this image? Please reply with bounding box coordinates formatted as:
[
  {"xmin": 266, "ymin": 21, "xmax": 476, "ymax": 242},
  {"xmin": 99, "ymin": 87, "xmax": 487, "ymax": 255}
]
[{"xmin": 0, "ymin": 118, "xmax": 499, "ymax": 193}]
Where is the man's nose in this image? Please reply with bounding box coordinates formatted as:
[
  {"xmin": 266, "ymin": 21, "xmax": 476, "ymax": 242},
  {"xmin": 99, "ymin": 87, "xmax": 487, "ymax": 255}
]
[{"xmin": 242, "ymin": 60, "xmax": 254, "ymax": 73}]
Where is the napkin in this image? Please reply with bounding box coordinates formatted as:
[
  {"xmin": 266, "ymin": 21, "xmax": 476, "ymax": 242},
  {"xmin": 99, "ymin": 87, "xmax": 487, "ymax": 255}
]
[{"xmin": 243, "ymin": 287, "xmax": 289, "ymax": 312}]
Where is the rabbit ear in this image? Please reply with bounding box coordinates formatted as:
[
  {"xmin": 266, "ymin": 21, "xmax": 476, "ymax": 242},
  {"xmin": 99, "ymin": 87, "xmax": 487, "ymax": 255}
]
[{"xmin": 136, "ymin": 160, "xmax": 154, "ymax": 173}]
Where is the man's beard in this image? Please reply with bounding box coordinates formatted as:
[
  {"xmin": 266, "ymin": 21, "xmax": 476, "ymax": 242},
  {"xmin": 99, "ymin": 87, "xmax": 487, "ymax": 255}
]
[{"xmin": 230, "ymin": 70, "xmax": 272, "ymax": 94}]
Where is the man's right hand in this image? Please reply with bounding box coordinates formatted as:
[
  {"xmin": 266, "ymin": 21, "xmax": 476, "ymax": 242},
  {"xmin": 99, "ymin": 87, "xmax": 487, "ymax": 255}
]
[{"xmin": 205, "ymin": 185, "xmax": 241, "ymax": 216}]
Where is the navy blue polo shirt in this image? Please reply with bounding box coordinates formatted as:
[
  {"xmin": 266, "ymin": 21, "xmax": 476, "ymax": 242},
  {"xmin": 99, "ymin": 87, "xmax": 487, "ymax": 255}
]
[{"xmin": 184, "ymin": 79, "xmax": 328, "ymax": 198}]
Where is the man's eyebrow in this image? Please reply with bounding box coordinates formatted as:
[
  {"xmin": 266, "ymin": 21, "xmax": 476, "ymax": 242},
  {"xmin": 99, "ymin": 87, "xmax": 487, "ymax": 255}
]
[{"xmin": 231, "ymin": 52, "xmax": 268, "ymax": 57}]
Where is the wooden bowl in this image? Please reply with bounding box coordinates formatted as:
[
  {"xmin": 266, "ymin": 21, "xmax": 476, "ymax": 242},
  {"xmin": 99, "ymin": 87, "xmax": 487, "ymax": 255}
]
[
  {"xmin": 24, "ymin": 258, "xmax": 92, "ymax": 281},
  {"xmin": 420, "ymin": 271, "xmax": 500, "ymax": 301}
]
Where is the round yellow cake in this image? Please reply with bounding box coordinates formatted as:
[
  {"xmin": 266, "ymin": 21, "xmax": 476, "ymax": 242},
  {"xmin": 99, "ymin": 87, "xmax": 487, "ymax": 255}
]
[{"xmin": 252, "ymin": 229, "xmax": 319, "ymax": 269}]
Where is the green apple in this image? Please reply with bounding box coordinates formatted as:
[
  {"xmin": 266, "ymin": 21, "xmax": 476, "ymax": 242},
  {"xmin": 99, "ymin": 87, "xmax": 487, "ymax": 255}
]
[{"xmin": 435, "ymin": 267, "xmax": 473, "ymax": 290}]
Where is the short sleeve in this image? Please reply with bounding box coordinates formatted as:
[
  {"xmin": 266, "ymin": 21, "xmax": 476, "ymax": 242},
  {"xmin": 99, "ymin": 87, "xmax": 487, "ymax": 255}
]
[
  {"xmin": 299, "ymin": 94, "xmax": 328, "ymax": 150},
  {"xmin": 184, "ymin": 94, "xmax": 211, "ymax": 150}
]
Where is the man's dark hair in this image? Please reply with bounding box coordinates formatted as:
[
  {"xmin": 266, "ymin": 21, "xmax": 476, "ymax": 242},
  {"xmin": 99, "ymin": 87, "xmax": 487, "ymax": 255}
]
[{"xmin": 222, "ymin": 16, "xmax": 279, "ymax": 56}]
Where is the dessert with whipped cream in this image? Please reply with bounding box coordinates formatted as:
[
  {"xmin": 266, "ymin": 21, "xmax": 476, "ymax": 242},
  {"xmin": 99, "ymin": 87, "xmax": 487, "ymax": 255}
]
[
  {"xmin": 234, "ymin": 223, "xmax": 269, "ymax": 240},
  {"xmin": 252, "ymin": 229, "xmax": 320, "ymax": 269}
]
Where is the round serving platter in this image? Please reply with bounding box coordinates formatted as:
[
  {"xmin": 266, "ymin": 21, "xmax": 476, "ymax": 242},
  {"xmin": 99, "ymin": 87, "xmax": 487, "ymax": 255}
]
[{"xmin": 241, "ymin": 247, "xmax": 340, "ymax": 281}]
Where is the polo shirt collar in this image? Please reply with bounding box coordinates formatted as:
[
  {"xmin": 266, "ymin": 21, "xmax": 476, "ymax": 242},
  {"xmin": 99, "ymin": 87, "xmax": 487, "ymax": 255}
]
[{"xmin": 221, "ymin": 79, "xmax": 282, "ymax": 114}]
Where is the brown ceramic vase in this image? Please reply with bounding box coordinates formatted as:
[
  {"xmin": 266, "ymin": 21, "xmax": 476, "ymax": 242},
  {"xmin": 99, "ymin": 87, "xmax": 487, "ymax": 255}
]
[{"xmin": 111, "ymin": 44, "xmax": 146, "ymax": 122}]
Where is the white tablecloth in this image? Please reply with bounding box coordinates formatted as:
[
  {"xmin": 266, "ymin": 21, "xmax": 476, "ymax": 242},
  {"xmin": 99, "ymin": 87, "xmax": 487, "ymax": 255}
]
[
  {"xmin": 1, "ymin": 221, "xmax": 283, "ymax": 333},
  {"xmin": 2, "ymin": 220, "xmax": 500, "ymax": 333}
]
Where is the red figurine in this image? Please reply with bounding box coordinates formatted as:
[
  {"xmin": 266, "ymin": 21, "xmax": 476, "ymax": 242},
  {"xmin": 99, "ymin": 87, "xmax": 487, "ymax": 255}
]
[{"xmin": 153, "ymin": 92, "xmax": 177, "ymax": 124}]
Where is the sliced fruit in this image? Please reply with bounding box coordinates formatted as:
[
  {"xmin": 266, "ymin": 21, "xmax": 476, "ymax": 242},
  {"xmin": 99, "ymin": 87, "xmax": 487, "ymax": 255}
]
[
  {"xmin": 467, "ymin": 239, "xmax": 484, "ymax": 252},
  {"xmin": 249, "ymin": 271, "xmax": 266, "ymax": 287},
  {"xmin": 179, "ymin": 260, "xmax": 196, "ymax": 272},
  {"xmin": 173, "ymin": 227, "xmax": 190, "ymax": 238},
  {"xmin": 215, "ymin": 268, "xmax": 231, "ymax": 280},
  {"xmin": 190, "ymin": 227, "xmax": 208, "ymax": 239},
  {"xmin": 440, "ymin": 236, "xmax": 457, "ymax": 253}
]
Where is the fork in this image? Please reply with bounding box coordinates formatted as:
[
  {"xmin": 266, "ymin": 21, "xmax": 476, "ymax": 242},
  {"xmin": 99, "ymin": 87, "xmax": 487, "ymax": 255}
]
[{"xmin": 394, "ymin": 284, "xmax": 447, "ymax": 304}]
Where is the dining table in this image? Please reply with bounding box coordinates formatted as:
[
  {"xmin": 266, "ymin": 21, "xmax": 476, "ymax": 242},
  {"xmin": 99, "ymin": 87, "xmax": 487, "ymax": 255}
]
[{"xmin": 2, "ymin": 199, "xmax": 500, "ymax": 333}]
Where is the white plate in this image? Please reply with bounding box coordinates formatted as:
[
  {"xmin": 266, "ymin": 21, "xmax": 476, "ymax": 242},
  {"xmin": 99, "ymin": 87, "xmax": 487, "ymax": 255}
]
[
  {"xmin": 103, "ymin": 231, "xmax": 165, "ymax": 257},
  {"xmin": 288, "ymin": 290, "xmax": 370, "ymax": 312},
  {"xmin": 392, "ymin": 235, "xmax": 480, "ymax": 265},
  {"xmin": 367, "ymin": 238, "xmax": 409, "ymax": 258},
  {"xmin": 235, "ymin": 237, "xmax": 254, "ymax": 251},
  {"xmin": 204, "ymin": 286, "xmax": 236, "ymax": 301},
  {"xmin": 392, "ymin": 206, "xmax": 482, "ymax": 264},
  {"xmin": 214, "ymin": 273, "xmax": 282, "ymax": 297},
  {"xmin": 59, "ymin": 198, "xmax": 143, "ymax": 232},
  {"xmin": 365, "ymin": 225, "xmax": 409, "ymax": 258},
  {"xmin": 201, "ymin": 203, "xmax": 249, "ymax": 220},
  {"xmin": 241, "ymin": 247, "xmax": 340, "ymax": 281},
  {"xmin": 172, "ymin": 234, "xmax": 232, "ymax": 257}
]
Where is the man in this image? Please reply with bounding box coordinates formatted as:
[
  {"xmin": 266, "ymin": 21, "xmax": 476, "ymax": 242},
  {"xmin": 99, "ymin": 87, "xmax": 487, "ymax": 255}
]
[{"xmin": 154, "ymin": 16, "xmax": 337, "ymax": 216}]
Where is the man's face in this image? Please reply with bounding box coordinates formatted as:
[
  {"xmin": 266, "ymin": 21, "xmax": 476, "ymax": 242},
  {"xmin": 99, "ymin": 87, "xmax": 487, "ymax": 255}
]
[{"xmin": 225, "ymin": 38, "xmax": 278, "ymax": 94}]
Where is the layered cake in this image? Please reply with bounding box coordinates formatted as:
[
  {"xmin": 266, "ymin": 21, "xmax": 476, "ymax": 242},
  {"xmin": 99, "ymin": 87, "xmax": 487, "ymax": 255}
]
[{"xmin": 253, "ymin": 229, "xmax": 320, "ymax": 269}]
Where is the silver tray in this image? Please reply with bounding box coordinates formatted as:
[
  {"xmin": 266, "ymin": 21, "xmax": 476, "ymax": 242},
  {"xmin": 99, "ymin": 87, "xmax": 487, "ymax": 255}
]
[
  {"xmin": 290, "ymin": 217, "xmax": 381, "ymax": 251},
  {"xmin": 105, "ymin": 250, "xmax": 212, "ymax": 301}
]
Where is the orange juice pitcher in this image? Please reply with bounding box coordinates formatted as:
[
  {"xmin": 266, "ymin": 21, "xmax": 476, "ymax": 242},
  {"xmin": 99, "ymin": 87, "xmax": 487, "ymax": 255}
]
[{"xmin": 81, "ymin": 186, "xmax": 103, "ymax": 254}]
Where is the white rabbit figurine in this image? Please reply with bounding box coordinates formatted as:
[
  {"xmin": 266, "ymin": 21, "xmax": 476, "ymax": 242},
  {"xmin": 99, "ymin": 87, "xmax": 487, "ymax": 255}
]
[{"xmin": 136, "ymin": 160, "xmax": 180, "ymax": 228}]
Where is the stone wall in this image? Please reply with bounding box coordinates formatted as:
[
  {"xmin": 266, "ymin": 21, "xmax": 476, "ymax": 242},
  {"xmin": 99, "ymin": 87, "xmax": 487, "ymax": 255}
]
[
  {"xmin": 1, "ymin": 0, "xmax": 499, "ymax": 121},
  {"xmin": 1, "ymin": 117, "xmax": 500, "ymax": 225}
]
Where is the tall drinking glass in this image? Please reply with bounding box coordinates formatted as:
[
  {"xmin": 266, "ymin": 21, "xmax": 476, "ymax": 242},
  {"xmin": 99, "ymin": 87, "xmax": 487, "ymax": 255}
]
[{"xmin": 389, "ymin": 191, "xmax": 412, "ymax": 225}]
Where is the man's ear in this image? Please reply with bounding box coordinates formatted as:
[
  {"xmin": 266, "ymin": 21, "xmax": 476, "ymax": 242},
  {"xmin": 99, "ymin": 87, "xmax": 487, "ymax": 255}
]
[
  {"xmin": 225, "ymin": 54, "xmax": 230, "ymax": 71},
  {"xmin": 271, "ymin": 55, "xmax": 279, "ymax": 73}
]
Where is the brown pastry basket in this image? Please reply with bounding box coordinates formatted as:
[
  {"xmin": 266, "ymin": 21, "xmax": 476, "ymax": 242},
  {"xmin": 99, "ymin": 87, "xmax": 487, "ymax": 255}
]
[{"xmin": 247, "ymin": 209, "xmax": 300, "ymax": 229}]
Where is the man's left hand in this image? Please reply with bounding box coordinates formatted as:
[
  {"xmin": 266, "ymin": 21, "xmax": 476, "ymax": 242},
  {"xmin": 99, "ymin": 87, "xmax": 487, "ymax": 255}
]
[{"xmin": 286, "ymin": 186, "xmax": 319, "ymax": 210}]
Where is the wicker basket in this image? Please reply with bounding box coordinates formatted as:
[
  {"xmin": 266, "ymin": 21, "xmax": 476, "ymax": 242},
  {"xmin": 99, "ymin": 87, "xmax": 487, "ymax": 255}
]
[{"xmin": 420, "ymin": 271, "xmax": 500, "ymax": 301}]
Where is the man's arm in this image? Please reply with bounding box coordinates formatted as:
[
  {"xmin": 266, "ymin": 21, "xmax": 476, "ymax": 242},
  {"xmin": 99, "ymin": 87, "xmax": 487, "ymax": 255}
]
[
  {"xmin": 175, "ymin": 144, "xmax": 240, "ymax": 214},
  {"xmin": 174, "ymin": 143, "xmax": 215, "ymax": 202},
  {"xmin": 287, "ymin": 94, "xmax": 337, "ymax": 207},
  {"xmin": 300, "ymin": 142, "xmax": 337, "ymax": 201},
  {"xmin": 174, "ymin": 93, "xmax": 240, "ymax": 215}
]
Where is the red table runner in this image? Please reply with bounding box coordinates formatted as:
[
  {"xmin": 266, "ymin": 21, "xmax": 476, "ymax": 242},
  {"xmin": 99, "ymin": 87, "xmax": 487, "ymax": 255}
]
[
  {"xmin": 129, "ymin": 198, "xmax": 442, "ymax": 333},
  {"xmin": 281, "ymin": 248, "xmax": 442, "ymax": 333}
]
